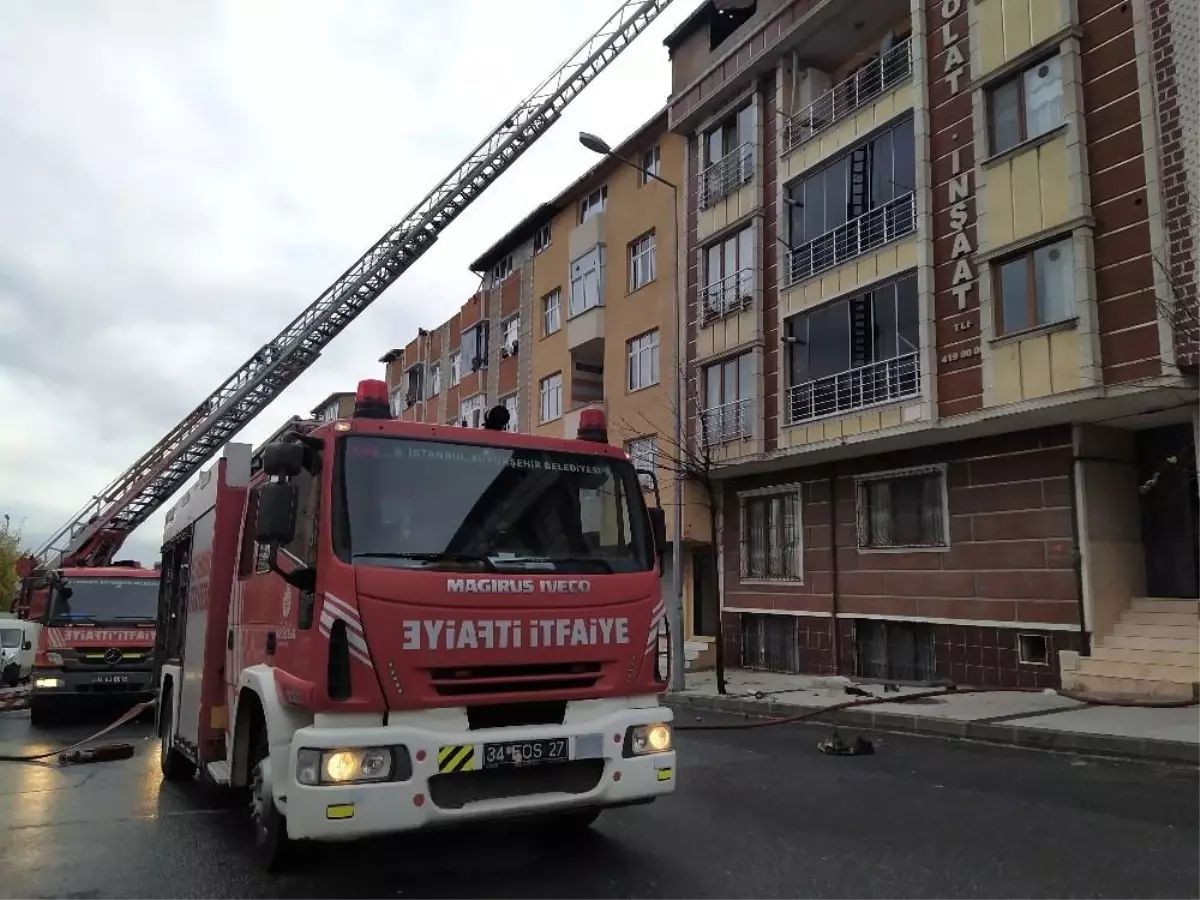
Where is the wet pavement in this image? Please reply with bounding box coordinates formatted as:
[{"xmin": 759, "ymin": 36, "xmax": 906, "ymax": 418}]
[{"xmin": 0, "ymin": 705, "xmax": 1196, "ymax": 899}]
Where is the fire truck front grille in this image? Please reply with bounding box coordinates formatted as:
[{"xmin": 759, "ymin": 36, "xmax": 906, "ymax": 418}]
[
  {"xmin": 70, "ymin": 647, "xmax": 151, "ymax": 667},
  {"xmin": 428, "ymin": 759, "xmax": 605, "ymax": 810},
  {"xmin": 429, "ymin": 662, "xmax": 601, "ymax": 697}
]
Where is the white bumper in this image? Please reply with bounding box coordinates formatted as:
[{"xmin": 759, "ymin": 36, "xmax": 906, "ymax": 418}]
[{"xmin": 280, "ymin": 699, "xmax": 676, "ymax": 841}]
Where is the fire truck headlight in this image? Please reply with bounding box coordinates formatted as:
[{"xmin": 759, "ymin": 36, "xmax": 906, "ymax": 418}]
[
  {"xmin": 45, "ymin": 653, "xmax": 64, "ymax": 667},
  {"xmin": 626, "ymin": 723, "xmax": 672, "ymax": 756},
  {"xmin": 34, "ymin": 676, "xmax": 64, "ymax": 689},
  {"xmin": 296, "ymin": 747, "xmax": 397, "ymax": 786}
]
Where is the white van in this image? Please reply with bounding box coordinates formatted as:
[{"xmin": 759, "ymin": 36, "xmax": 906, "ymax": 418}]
[{"xmin": 0, "ymin": 622, "xmax": 34, "ymax": 687}]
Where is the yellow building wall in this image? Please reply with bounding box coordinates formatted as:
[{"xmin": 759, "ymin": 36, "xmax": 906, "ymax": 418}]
[
  {"xmin": 697, "ymin": 179, "xmax": 758, "ymax": 243},
  {"xmin": 779, "ymin": 403, "xmax": 909, "ymax": 449},
  {"xmin": 781, "ymin": 82, "xmax": 915, "ymax": 180},
  {"xmin": 990, "ymin": 328, "xmax": 1082, "ymax": 405},
  {"xmin": 696, "ymin": 307, "xmax": 759, "ymax": 360},
  {"xmin": 781, "ymin": 237, "xmax": 917, "ymax": 316},
  {"xmin": 983, "ymin": 134, "xmax": 1070, "ymax": 251},
  {"xmin": 977, "ymin": 0, "xmax": 1066, "ymax": 78}
]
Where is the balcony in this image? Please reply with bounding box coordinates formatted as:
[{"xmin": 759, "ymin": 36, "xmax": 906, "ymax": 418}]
[
  {"xmin": 785, "ymin": 352, "xmax": 920, "ymax": 426},
  {"xmin": 785, "ymin": 192, "xmax": 915, "ymax": 287},
  {"xmin": 783, "ymin": 38, "xmax": 914, "ymax": 155},
  {"xmin": 699, "ymin": 142, "xmax": 754, "ymax": 210},
  {"xmin": 700, "ymin": 398, "xmax": 754, "ymax": 446},
  {"xmin": 701, "ymin": 268, "xmax": 756, "ymax": 324}
]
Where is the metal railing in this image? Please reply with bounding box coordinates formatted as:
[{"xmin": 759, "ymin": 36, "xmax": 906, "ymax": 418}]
[
  {"xmin": 699, "ymin": 141, "xmax": 755, "ymax": 209},
  {"xmin": 784, "ymin": 38, "xmax": 914, "ymax": 153},
  {"xmin": 701, "ymin": 268, "xmax": 756, "ymax": 323},
  {"xmin": 700, "ymin": 397, "xmax": 754, "ymax": 445},
  {"xmin": 785, "ymin": 351, "xmax": 920, "ymax": 425},
  {"xmin": 785, "ymin": 192, "xmax": 916, "ymax": 287}
]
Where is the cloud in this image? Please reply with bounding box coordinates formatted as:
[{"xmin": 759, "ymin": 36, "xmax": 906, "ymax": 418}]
[{"xmin": 0, "ymin": 0, "xmax": 694, "ymax": 565}]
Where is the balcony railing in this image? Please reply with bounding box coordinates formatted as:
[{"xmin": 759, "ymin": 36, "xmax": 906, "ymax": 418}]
[
  {"xmin": 785, "ymin": 192, "xmax": 916, "ymax": 287},
  {"xmin": 700, "ymin": 398, "xmax": 754, "ymax": 445},
  {"xmin": 785, "ymin": 352, "xmax": 920, "ymax": 426},
  {"xmin": 783, "ymin": 38, "xmax": 914, "ymax": 154},
  {"xmin": 699, "ymin": 142, "xmax": 754, "ymax": 210},
  {"xmin": 701, "ymin": 268, "xmax": 756, "ymax": 323}
]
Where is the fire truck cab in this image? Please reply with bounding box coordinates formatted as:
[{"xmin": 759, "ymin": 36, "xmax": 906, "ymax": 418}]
[{"xmin": 154, "ymin": 380, "xmax": 676, "ymax": 870}]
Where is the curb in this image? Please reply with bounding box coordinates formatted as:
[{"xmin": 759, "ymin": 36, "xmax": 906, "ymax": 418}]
[{"xmin": 665, "ymin": 692, "xmax": 1200, "ymax": 766}]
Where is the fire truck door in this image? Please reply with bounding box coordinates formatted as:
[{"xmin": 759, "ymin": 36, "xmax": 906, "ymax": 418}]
[{"xmin": 178, "ymin": 507, "xmax": 216, "ymax": 748}]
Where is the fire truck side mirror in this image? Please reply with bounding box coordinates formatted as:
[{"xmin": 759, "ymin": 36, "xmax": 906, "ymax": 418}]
[
  {"xmin": 647, "ymin": 507, "xmax": 667, "ymax": 555},
  {"xmin": 262, "ymin": 441, "xmax": 305, "ymax": 479},
  {"xmin": 23, "ymin": 641, "xmax": 32, "ymax": 651},
  {"xmin": 256, "ymin": 482, "xmax": 299, "ymax": 546}
]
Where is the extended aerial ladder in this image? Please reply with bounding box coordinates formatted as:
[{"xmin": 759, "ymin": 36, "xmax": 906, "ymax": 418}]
[{"xmin": 29, "ymin": 0, "xmax": 677, "ymax": 571}]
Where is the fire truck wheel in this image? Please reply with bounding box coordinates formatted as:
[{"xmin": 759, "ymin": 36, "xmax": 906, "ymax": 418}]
[
  {"xmin": 1, "ymin": 663, "xmax": 18, "ymax": 688},
  {"xmin": 250, "ymin": 729, "xmax": 293, "ymax": 872},
  {"xmin": 28, "ymin": 699, "xmax": 58, "ymax": 728},
  {"xmin": 159, "ymin": 692, "xmax": 197, "ymax": 782}
]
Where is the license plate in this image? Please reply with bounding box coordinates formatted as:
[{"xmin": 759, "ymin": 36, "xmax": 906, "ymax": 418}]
[
  {"xmin": 92, "ymin": 674, "xmax": 128, "ymax": 684},
  {"xmin": 482, "ymin": 737, "xmax": 569, "ymax": 769}
]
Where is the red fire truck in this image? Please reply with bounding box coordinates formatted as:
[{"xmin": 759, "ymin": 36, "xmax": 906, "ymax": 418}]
[
  {"xmin": 154, "ymin": 380, "xmax": 676, "ymax": 870},
  {"xmin": 14, "ymin": 560, "xmax": 159, "ymax": 726}
]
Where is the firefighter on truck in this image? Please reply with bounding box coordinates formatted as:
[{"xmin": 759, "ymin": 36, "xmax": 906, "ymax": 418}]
[{"xmin": 154, "ymin": 379, "xmax": 676, "ymax": 871}]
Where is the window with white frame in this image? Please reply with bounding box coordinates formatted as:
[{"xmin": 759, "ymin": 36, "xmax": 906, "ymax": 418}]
[
  {"xmin": 994, "ymin": 236, "xmax": 1075, "ymax": 336},
  {"xmin": 427, "ymin": 362, "xmax": 441, "ymax": 397},
  {"xmin": 569, "ymin": 246, "xmax": 604, "ymax": 317},
  {"xmin": 502, "ymin": 314, "xmax": 520, "ymax": 351},
  {"xmin": 639, "ymin": 145, "xmax": 661, "ymax": 185},
  {"xmin": 491, "ymin": 254, "xmax": 513, "ymax": 283},
  {"xmin": 539, "ymin": 372, "xmax": 563, "ymax": 422},
  {"xmin": 460, "ymin": 393, "xmax": 487, "ymax": 428},
  {"xmin": 320, "ymin": 403, "xmax": 341, "ymax": 422},
  {"xmin": 533, "ymin": 222, "xmax": 552, "ymax": 255},
  {"xmin": 856, "ymin": 467, "xmax": 948, "ymax": 549},
  {"xmin": 987, "ymin": 54, "xmax": 1064, "ymax": 156},
  {"xmin": 740, "ymin": 487, "xmax": 802, "ymax": 581},
  {"xmin": 627, "ymin": 330, "xmax": 660, "ymax": 391},
  {"xmin": 389, "ymin": 387, "xmax": 404, "ymax": 417},
  {"xmin": 501, "ymin": 392, "xmax": 520, "ymax": 431},
  {"xmin": 702, "ymin": 353, "xmax": 754, "ymax": 442},
  {"xmin": 625, "ymin": 436, "xmax": 658, "ymax": 490},
  {"xmin": 579, "ymin": 186, "xmax": 607, "ymax": 223},
  {"xmin": 628, "ymin": 231, "xmax": 657, "ymax": 293},
  {"xmin": 449, "ymin": 350, "xmax": 462, "ymax": 385},
  {"xmin": 542, "ymin": 288, "xmax": 561, "ymax": 335},
  {"xmin": 700, "ymin": 103, "xmax": 756, "ymax": 208},
  {"xmin": 703, "ymin": 226, "xmax": 756, "ymax": 320}
]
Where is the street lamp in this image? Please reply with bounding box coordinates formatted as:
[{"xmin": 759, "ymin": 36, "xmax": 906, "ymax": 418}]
[{"xmin": 579, "ymin": 130, "xmax": 686, "ymax": 692}]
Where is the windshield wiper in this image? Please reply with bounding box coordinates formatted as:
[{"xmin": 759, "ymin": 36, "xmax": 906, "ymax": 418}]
[
  {"xmin": 533, "ymin": 557, "xmax": 615, "ymax": 573},
  {"xmin": 352, "ymin": 552, "xmax": 497, "ymax": 572}
]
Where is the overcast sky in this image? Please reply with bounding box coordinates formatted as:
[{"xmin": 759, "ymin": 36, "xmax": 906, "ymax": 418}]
[{"xmin": 0, "ymin": 0, "xmax": 694, "ymax": 566}]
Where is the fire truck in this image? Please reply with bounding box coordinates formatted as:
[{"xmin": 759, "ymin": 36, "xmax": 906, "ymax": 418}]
[
  {"xmin": 14, "ymin": 558, "xmax": 160, "ymax": 726},
  {"xmin": 153, "ymin": 381, "xmax": 675, "ymax": 869}
]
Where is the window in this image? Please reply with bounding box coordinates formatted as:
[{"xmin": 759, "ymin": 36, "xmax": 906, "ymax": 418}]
[
  {"xmin": 428, "ymin": 363, "xmax": 441, "ymax": 398},
  {"xmin": 405, "ymin": 365, "xmax": 423, "ymax": 401},
  {"xmin": 988, "ymin": 54, "xmax": 1064, "ymax": 156},
  {"xmin": 740, "ymin": 488, "xmax": 801, "ymax": 581},
  {"xmin": 994, "ymin": 237, "xmax": 1075, "ymax": 335},
  {"xmin": 639, "ymin": 145, "xmax": 661, "ymax": 185},
  {"xmin": 709, "ymin": 0, "xmax": 755, "ymax": 50},
  {"xmin": 569, "ymin": 246, "xmax": 604, "ymax": 317},
  {"xmin": 462, "ymin": 321, "xmax": 490, "ymax": 372},
  {"xmin": 501, "ymin": 314, "xmax": 520, "ymax": 351},
  {"xmin": 534, "ymin": 222, "xmax": 551, "ymax": 255},
  {"xmin": 540, "ymin": 372, "xmax": 563, "ymax": 422},
  {"xmin": 702, "ymin": 353, "xmax": 754, "ymax": 443},
  {"xmin": 449, "ymin": 351, "xmax": 462, "ymax": 385},
  {"xmin": 320, "ymin": 403, "xmax": 340, "ymax": 422},
  {"xmin": 628, "ymin": 231, "xmax": 657, "ymax": 292},
  {"xmin": 626, "ymin": 436, "xmax": 658, "ymax": 490},
  {"xmin": 700, "ymin": 103, "xmax": 756, "ymax": 208},
  {"xmin": 542, "ymin": 289, "xmax": 562, "ymax": 335},
  {"xmin": 856, "ymin": 468, "xmax": 947, "ymax": 549},
  {"xmin": 491, "ymin": 254, "xmax": 513, "ymax": 283},
  {"xmin": 627, "ymin": 330, "xmax": 660, "ymax": 391},
  {"xmin": 786, "ymin": 117, "xmax": 916, "ymax": 282},
  {"xmin": 579, "ymin": 186, "xmax": 607, "ymax": 223},
  {"xmin": 703, "ymin": 226, "xmax": 756, "ymax": 319},
  {"xmin": 501, "ymin": 392, "xmax": 520, "ymax": 431},
  {"xmin": 460, "ymin": 393, "xmax": 487, "ymax": 428},
  {"xmin": 389, "ymin": 386, "xmax": 404, "ymax": 417},
  {"xmin": 785, "ymin": 273, "xmax": 920, "ymax": 423}
]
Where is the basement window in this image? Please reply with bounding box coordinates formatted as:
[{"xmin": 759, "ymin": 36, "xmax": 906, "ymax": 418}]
[
  {"xmin": 738, "ymin": 613, "xmax": 800, "ymax": 674},
  {"xmin": 854, "ymin": 619, "xmax": 937, "ymax": 682},
  {"xmin": 1018, "ymin": 633, "xmax": 1049, "ymax": 666}
]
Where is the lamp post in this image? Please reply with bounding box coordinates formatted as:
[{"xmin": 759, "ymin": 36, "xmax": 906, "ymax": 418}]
[{"xmin": 579, "ymin": 130, "xmax": 686, "ymax": 692}]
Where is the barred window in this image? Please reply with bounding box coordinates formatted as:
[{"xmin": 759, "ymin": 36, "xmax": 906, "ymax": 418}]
[
  {"xmin": 741, "ymin": 490, "xmax": 801, "ymax": 580},
  {"xmin": 856, "ymin": 468, "xmax": 947, "ymax": 549}
]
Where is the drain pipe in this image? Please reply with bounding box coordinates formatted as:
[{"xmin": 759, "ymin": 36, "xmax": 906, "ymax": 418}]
[
  {"xmin": 829, "ymin": 462, "xmax": 842, "ymax": 674},
  {"xmin": 1067, "ymin": 454, "xmax": 1090, "ymax": 657}
]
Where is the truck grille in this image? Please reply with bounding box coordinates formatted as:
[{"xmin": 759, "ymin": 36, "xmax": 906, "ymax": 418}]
[
  {"xmin": 428, "ymin": 759, "xmax": 604, "ymax": 810},
  {"xmin": 69, "ymin": 647, "xmax": 151, "ymax": 667},
  {"xmin": 428, "ymin": 662, "xmax": 601, "ymax": 697}
]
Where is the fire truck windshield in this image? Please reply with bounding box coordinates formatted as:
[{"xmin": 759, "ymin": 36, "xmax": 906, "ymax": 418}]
[
  {"xmin": 337, "ymin": 436, "xmax": 655, "ymax": 574},
  {"xmin": 47, "ymin": 578, "xmax": 159, "ymax": 623}
]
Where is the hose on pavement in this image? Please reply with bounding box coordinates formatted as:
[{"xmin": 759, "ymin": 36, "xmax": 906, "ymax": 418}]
[{"xmin": 0, "ymin": 698, "xmax": 155, "ymax": 764}]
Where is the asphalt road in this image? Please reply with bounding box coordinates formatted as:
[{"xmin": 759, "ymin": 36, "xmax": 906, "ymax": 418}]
[{"xmin": 0, "ymin": 706, "xmax": 1196, "ymax": 899}]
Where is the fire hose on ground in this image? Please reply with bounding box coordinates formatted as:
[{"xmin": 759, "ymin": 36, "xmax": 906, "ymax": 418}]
[{"xmin": 0, "ymin": 690, "xmax": 154, "ymax": 765}]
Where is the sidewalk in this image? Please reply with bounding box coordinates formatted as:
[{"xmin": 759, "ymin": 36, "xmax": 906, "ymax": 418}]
[{"xmin": 667, "ymin": 669, "xmax": 1200, "ymax": 765}]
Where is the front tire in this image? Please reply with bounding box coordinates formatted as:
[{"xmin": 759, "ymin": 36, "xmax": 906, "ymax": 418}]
[
  {"xmin": 28, "ymin": 698, "xmax": 58, "ymax": 728},
  {"xmin": 249, "ymin": 724, "xmax": 293, "ymax": 872},
  {"xmin": 159, "ymin": 691, "xmax": 196, "ymax": 782}
]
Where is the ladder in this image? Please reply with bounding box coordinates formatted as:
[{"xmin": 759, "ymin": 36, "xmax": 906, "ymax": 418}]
[{"xmin": 34, "ymin": 0, "xmax": 676, "ymax": 571}]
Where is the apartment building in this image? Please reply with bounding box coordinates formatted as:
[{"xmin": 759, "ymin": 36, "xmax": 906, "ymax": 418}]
[
  {"xmin": 310, "ymin": 391, "xmax": 356, "ymax": 423},
  {"xmin": 665, "ymin": 0, "xmax": 1199, "ymax": 697}
]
